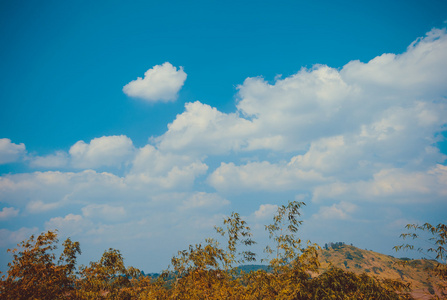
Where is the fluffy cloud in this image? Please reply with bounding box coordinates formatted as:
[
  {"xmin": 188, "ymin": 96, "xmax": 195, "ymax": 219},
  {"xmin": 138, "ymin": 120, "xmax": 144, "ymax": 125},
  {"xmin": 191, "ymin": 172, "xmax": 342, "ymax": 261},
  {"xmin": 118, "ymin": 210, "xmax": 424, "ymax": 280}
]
[
  {"xmin": 312, "ymin": 164, "xmax": 447, "ymax": 204},
  {"xmin": 30, "ymin": 151, "xmax": 69, "ymax": 168},
  {"xmin": 127, "ymin": 144, "xmax": 208, "ymax": 190},
  {"xmin": 0, "ymin": 207, "xmax": 19, "ymax": 220},
  {"xmin": 180, "ymin": 192, "xmax": 230, "ymax": 210},
  {"xmin": 0, "ymin": 138, "xmax": 26, "ymax": 164},
  {"xmin": 0, "ymin": 227, "xmax": 38, "ymax": 247},
  {"xmin": 2, "ymin": 27, "xmax": 447, "ymax": 273},
  {"xmin": 195, "ymin": 28, "xmax": 447, "ymax": 193},
  {"xmin": 69, "ymin": 135, "xmax": 135, "ymax": 169},
  {"xmin": 155, "ymin": 28, "xmax": 447, "ymax": 164},
  {"xmin": 155, "ymin": 101, "xmax": 255, "ymax": 154},
  {"xmin": 123, "ymin": 62, "xmax": 187, "ymax": 102},
  {"xmin": 82, "ymin": 204, "xmax": 126, "ymax": 221},
  {"xmin": 290, "ymin": 102, "xmax": 447, "ymax": 179},
  {"xmin": 44, "ymin": 214, "xmax": 91, "ymax": 237},
  {"xmin": 0, "ymin": 170, "xmax": 128, "ymax": 209},
  {"xmin": 0, "ymin": 156, "xmax": 208, "ymax": 215},
  {"xmin": 26, "ymin": 200, "xmax": 62, "ymax": 214},
  {"xmin": 208, "ymin": 160, "xmax": 327, "ymax": 192},
  {"xmin": 312, "ymin": 202, "xmax": 357, "ymax": 220},
  {"xmin": 253, "ymin": 204, "xmax": 278, "ymax": 220},
  {"xmin": 341, "ymin": 28, "xmax": 447, "ymax": 97}
]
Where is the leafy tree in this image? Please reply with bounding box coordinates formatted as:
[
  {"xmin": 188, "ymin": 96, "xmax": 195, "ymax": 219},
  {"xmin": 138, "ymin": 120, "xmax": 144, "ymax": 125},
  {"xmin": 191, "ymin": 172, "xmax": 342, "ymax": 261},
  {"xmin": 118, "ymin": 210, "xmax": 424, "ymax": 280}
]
[
  {"xmin": 168, "ymin": 212, "xmax": 256, "ymax": 299},
  {"xmin": 76, "ymin": 248, "xmax": 141, "ymax": 299},
  {"xmin": 395, "ymin": 222, "xmax": 447, "ymax": 298},
  {"xmin": 0, "ymin": 202, "xmax": 420, "ymax": 299},
  {"xmin": 309, "ymin": 267, "xmax": 412, "ymax": 299},
  {"xmin": 264, "ymin": 201, "xmax": 319, "ymax": 272},
  {"xmin": 215, "ymin": 212, "xmax": 256, "ymax": 269},
  {"xmin": 0, "ymin": 230, "xmax": 80, "ymax": 300}
]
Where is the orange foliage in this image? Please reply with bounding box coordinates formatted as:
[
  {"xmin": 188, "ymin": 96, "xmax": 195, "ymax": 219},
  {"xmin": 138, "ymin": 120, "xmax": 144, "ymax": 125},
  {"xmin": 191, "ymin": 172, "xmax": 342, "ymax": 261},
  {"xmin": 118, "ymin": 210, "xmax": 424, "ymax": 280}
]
[{"xmin": 1, "ymin": 202, "xmax": 418, "ymax": 299}]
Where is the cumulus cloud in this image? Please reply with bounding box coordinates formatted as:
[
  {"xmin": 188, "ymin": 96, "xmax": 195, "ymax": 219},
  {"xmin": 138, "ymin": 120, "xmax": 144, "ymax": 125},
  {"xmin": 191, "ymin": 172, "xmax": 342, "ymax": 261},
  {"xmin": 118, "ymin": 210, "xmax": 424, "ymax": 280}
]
[
  {"xmin": 253, "ymin": 204, "xmax": 278, "ymax": 220},
  {"xmin": 69, "ymin": 135, "xmax": 135, "ymax": 169},
  {"xmin": 45, "ymin": 214, "xmax": 91, "ymax": 237},
  {"xmin": 127, "ymin": 144, "xmax": 208, "ymax": 190},
  {"xmin": 0, "ymin": 156, "xmax": 208, "ymax": 216},
  {"xmin": 2, "ymin": 27, "xmax": 447, "ymax": 273},
  {"xmin": 0, "ymin": 227, "xmax": 38, "ymax": 247},
  {"xmin": 0, "ymin": 170, "xmax": 128, "ymax": 209},
  {"xmin": 123, "ymin": 62, "xmax": 187, "ymax": 102},
  {"xmin": 180, "ymin": 192, "xmax": 230, "ymax": 210},
  {"xmin": 341, "ymin": 28, "xmax": 447, "ymax": 97},
  {"xmin": 313, "ymin": 202, "xmax": 357, "ymax": 220},
  {"xmin": 155, "ymin": 101, "xmax": 255, "ymax": 154},
  {"xmin": 82, "ymin": 204, "xmax": 126, "ymax": 221},
  {"xmin": 0, "ymin": 207, "xmax": 19, "ymax": 220},
  {"xmin": 189, "ymin": 27, "xmax": 447, "ymax": 193},
  {"xmin": 0, "ymin": 138, "xmax": 26, "ymax": 164},
  {"xmin": 26, "ymin": 200, "xmax": 62, "ymax": 214},
  {"xmin": 312, "ymin": 164, "xmax": 447, "ymax": 204},
  {"xmin": 155, "ymin": 27, "xmax": 447, "ymax": 164},
  {"xmin": 208, "ymin": 160, "xmax": 327, "ymax": 192},
  {"xmin": 30, "ymin": 151, "xmax": 69, "ymax": 168}
]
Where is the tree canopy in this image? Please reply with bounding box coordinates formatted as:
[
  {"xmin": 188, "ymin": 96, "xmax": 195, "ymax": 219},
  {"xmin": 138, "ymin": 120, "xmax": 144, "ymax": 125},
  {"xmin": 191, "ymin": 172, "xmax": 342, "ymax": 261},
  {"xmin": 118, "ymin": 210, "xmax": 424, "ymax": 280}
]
[{"xmin": 0, "ymin": 201, "xmax": 424, "ymax": 299}]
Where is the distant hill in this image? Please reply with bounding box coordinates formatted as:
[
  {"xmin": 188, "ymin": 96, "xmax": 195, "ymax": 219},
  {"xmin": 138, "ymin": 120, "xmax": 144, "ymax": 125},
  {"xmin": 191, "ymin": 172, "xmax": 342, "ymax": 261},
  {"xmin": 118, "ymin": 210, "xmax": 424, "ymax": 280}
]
[
  {"xmin": 239, "ymin": 244, "xmax": 442, "ymax": 300},
  {"xmin": 236, "ymin": 264, "xmax": 271, "ymax": 273},
  {"xmin": 318, "ymin": 244, "xmax": 441, "ymax": 299}
]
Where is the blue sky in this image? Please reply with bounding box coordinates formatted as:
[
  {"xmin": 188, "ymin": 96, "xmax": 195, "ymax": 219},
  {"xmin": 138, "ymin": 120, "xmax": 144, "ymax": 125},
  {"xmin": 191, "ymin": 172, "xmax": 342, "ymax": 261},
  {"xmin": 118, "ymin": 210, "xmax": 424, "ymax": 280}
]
[{"xmin": 1, "ymin": 0, "xmax": 447, "ymax": 272}]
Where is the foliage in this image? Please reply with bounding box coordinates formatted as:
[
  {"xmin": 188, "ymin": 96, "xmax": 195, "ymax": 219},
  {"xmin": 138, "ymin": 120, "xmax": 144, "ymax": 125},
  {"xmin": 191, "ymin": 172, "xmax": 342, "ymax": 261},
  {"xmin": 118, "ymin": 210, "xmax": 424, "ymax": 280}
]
[
  {"xmin": 264, "ymin": 201, "xmax": 306, "ymax": 266},
  {"xmin": 168, "ymin": 211, "xmax": 256, "ymax": 299},
  {"xmin": 0, "ymin": 230, "xmax": 80, "ymax": 299},
  {"xmin": 395, "ymin": 222, "xmax": 447, "ymax": 298},
  {"xmin": 308, "ymin": 267, "xmax": 412, "ymax": 300},
  {"xmin": 0, "ymin": 201, "xmax": 418, "ymax": 299},
  {"xmin": 215, "ymin": 212, "xmax": 256, "ymax": 269},
  {"xmin": 75, "ymin": 248, "xmax": 142, "ymax": 299}
]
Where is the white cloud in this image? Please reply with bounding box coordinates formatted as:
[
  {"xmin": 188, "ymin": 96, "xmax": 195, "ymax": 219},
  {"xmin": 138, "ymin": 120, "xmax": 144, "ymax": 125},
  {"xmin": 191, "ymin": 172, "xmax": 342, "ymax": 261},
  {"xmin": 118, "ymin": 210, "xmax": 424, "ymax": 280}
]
[
  {"xmin": 312, "ymin": 164, "xmax": 447, "ymax": 204},
  {"xmin": 0, "ymin": 170, "xmax": 127, "ymax": 209},
  {"xmin": 126, "ymin": 161, "xmax": 208, "ymax": 190},
  {"xmin": 199, "ymin": 28, "xmax": 447, "ymax": 192},
  {"xmin": 235, "ymin": 65, "xmax": 359, "ymax": 151},
  {"xmin": 0, "ymin": 207, "xmax": 19, "ymax": 220},
  {"xmin": 130, "ymin": 144, "xmax": 197, "ymax": 175},
  {"xmin": 69, "ymin": 135, "xmax": 135, "ymax": 169},
  {"xmin": 123, "ymin": 62, "xmax": 187, "ymax": 102},
  {"xmin": 2, "ymin": 27, "xmax": 447, "ymax": 273},
  {"xmin": 0, "ymin": 157, "xmax": 208, "ymax": 216},
  {"xmin": 180, "ymin": 192, "xmax": 230, "ymax": 210},
  {"xmin": 289, "ymin": 102, "xmax": 447, "ymax": 180},
  {"xmin": 0, "ymin": 138, "xmax": 26, "ymax": 164},
  {"xmin": 155, "ymin": 101, "xmax": 255, "ymax": 155},
  {"xmin": 0, "ymin": 227, "xmax": 38, "ymax": 247},
  {"xmin": 45, "ymin": 214, "xmax": 90, "ymax": 237},
  {"xmin": 26, "ymin": 200, "xmax": 62, "ymax": 213},
  {"xmin": 313, "ymin": 202, "xmax": 357, "ymax": 220},
  {"xmin": 30, "ymin": 151, "xmax": 69, "ymax": 168},
  {"xmin": 253, "ymin": 204, "xmax": 278, "ymax": 220},
  {"xmin": 155, "ymin": 27, "xmax": 447, "ymax": 163},
  {"xmin": 208, "ymin": 160, "xmax": 327, "ymax": 192},
  {"xmin": 82, "ymin": 204, "xmax": 126, "ymax": 221},
  {"xmin": 126, "ymin": 144, "xmax": 208, "ymax": 190},
  {"xmin": 341, "ymin": 28, "xmax": 447, "ymax": 97}
]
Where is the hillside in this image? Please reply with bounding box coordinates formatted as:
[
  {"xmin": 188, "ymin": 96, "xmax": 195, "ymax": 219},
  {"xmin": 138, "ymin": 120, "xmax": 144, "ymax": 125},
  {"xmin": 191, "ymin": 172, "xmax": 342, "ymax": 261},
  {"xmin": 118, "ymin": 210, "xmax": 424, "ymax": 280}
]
[
  {"xmin": 316, "ymin": 244, "xmax": 441, "ymax": 299},
  {"xmin": 239, "ymin": 244, "xmax": 442, "ymax": 299}
]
